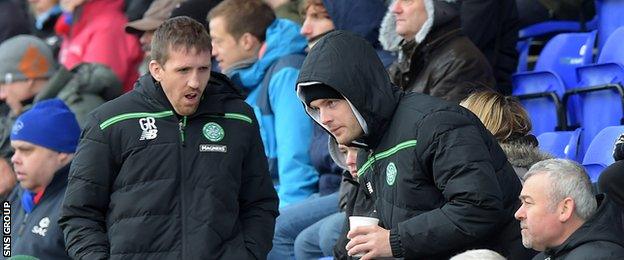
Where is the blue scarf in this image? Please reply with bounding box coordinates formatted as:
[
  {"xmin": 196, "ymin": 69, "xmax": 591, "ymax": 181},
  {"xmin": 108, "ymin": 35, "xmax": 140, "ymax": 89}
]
[{"xmin": 21, "ymin": 191, "xmax": 36, "ymax": 213}]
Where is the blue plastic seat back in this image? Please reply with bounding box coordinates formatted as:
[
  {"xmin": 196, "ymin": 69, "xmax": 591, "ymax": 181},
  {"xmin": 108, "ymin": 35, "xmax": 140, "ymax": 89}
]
[
  {"xmin": 578, "ymin": 88, "xmax": 623, "ymax": 160},
  {"xmin": 597, "ymin": 26, "xmax": 624, "ymax": 64},
  {"xmin": 534, "ymin": 31, "xmax": 597, "ymax": 88},
  {"xmin": 513, "ymin": 72, "xmax": 564, "ymax": 136},
  {"xmin": 517, "ymin": 39, "xmax": 531, "ymax": 73},
  {"xmin": 582, "ymin": 126, "xmax": 624, "ymax": 182},
  {"xmin": 597, "ymin": 0, "xmax": 624, "ymax": 49},
  {"xmin": 537, "ymin": 128, "xmax": 582, "ymax": 161}
]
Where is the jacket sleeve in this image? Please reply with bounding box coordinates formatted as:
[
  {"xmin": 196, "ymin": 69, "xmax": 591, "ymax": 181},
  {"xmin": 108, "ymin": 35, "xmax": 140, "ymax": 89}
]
[
  {"xmin": 269, "ymin": 68, "xmax": 319, "ymax": 206},
  {"xmin": 239, "ymin": 112, "xmax": 280, "ymax": 259},
  {"xmin": 391, "ymin": 111, "xmax": 507, "ymax": 258},
  {"xmin": 59, "ymin": 112, "xmax": 114, "ymax": 259}
]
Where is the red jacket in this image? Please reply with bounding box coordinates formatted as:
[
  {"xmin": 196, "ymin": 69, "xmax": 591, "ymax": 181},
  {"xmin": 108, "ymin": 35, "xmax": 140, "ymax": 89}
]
[{"xmin": 59, "ymin": 0, "xmax": 142, "ymax": 93}]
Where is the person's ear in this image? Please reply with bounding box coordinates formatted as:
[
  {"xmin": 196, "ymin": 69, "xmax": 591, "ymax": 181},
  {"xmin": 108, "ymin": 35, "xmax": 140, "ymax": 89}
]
[
  {"xmin": 149, "ymin": 60, "xmax": 164, "ymax": 82},
  {"xmin": 239, "ymin": 32, "xmax": 261, "ymax": 51},
  {"xmin": 558, "ymin": 197, "xmax": 576, "ymax": 222}
]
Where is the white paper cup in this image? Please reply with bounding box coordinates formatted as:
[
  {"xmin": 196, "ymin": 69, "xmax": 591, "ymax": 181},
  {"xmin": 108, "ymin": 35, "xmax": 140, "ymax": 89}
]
[{"xmin": 348, "ymin": 216, "xmax": 379, "ymax": 257}]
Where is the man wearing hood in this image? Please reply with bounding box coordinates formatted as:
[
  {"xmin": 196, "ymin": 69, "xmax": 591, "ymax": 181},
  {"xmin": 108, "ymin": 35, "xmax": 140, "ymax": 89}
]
[
  {"xmin": 380, "ymin": 0, "xmax": 495, "ymax": 102},
  {"xmin": 297, "ymin": 31, "xmax": 530, "ymax": 259},
  {"xmin": 515, "ymin": 159, "xmax": 624, "ymax": 259},
  {"xmin": 209, "ymin": 0, "xmax": 319, "ymax": 207}
]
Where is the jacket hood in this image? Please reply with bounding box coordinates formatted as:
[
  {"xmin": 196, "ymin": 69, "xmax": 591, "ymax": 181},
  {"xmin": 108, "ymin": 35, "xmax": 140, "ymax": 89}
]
[
  {"xmin": 135, "ymin": 71, "xmax": 243, "ymax": 117},
  {"xmin": 499, "ymin": 141, "xmax": 552, "ymax": 170},
  {"xmin": 72, "ymin": 0, "xmax": 124, "ymax": 33},
  {"xmin": 379, "ymin": 0, "xmax": 459, "ymax": 50},
  {"xmin": 35, "ymin": 64, "xmax": 122, "ymax": 103},
  {"xmin": 229, "ymin": 18, "xmax": 307, "ymax": 89},
  {"xmin": 296, "ymin": 30, "xmax": 400, "ymax": 148},
  {"xmin": 545, "ymin": 194, "xmax": 624, "ymax": 257},
  {"xmin": 322, "ymin": 0, "xmax": 386, "ymax": 50}
]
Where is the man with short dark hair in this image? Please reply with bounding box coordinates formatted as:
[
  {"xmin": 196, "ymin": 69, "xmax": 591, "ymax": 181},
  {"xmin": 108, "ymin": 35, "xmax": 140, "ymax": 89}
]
[
  {"xmin": 296, "ymin": 30, "xmax": 528, "ymax": 259},
  {"xmin": 209, "ymin": 0, "xmax": 319, "ymax": 207},
  {"xmin": 59, "ymin": 16, "xmax": 279, "ymax": 259},
  {"xmin": 515, "ymin": 159, "xmax": 624, "ymax": 259}
]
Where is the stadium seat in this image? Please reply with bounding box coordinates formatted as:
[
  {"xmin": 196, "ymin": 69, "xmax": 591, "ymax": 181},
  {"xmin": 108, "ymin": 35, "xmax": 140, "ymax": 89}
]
[
  {"xmin": 563, "ymin": 26, "xmax": 624, "ymax": 159},
  {"xmin": 512, "ymin": 31, "xmax": 597, "ymax": 136},
  {"xmin": 537, "ymin": 128, "xmax": 582, "ymax": 161},
  {"xmin": 582, "ymin": 126, "xmax": 624, "ymax": 182},
  {"xmin": 596, "ymin": 0, "xmax": 624, "ymax": 49}
]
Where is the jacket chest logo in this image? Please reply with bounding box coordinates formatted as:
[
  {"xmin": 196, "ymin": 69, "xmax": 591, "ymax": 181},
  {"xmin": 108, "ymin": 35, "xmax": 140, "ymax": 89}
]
[
  {"xmin": 203, "ymin": 122, "xmax": 224, "ymax": 142},
  {"xmin": 31, "ymin": 217, "xmax": 50, "ymax": 237},
  {"xmin": 386, "ymin": 162, "xmax": 397, "ymax": 186},
  {"xmin": 139, "ymin": 117, "xmax": 158, "ymax": 140}
]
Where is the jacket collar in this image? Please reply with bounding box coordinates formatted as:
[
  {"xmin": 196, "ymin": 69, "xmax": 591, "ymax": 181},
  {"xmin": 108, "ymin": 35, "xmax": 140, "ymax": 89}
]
[
  {"xmin": 543, "ymin": 194, "xmax": 624, "ymax": 257},
  {"xmin": 135, "ymin": 72, "xmax": 243, "ymax": 119}
]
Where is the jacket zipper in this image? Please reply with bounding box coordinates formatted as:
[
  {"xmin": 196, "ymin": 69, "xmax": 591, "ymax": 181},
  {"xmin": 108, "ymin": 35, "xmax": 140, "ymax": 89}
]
[
  {"xmin": 178, "ymin": 116, "xmax": 187, "ymax": 258},
  {"xmin": 17, "ymin": 213, "xmax": 29, "ymax": 237}
]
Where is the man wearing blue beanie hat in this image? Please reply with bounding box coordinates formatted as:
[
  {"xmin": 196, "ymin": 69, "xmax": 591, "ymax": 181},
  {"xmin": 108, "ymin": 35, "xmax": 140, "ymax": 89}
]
[{"xmin": 4, "ymin": 98, "xmax": 78, "ymax": 259}]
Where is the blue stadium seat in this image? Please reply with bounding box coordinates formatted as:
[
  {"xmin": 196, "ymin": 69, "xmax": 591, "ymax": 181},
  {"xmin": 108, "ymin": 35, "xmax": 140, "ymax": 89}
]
[
  {"xmin": 516, "ymin": 39, "xmax": 531, "ymax": 73},
  {"xmin": 563, "ymin": 26, "xmax": 624, "ymax": 159},
  {"xmin": 537, "ymin": 128, "xmax": 582, "ymax": 161},
  {"xmin": 512, "ymin": 31, "xmax": 596, "ymax": 136},
  {"xmin": 518, "ymin": 0, "xmax": 598, "ymax": 40},
  {"xmin": 596, "ymin": 0, "xmax": 624, "ymax": 49},
  {"xmin": 582, "ymin": 126, "xmax": 624, "ymax": 182}
]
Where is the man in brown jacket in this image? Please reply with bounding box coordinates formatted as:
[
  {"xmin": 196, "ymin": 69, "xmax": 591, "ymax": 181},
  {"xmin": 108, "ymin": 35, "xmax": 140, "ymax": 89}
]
[{"xmin": 381, "ymin": 0, "xmax": 495, "ymax": 102}]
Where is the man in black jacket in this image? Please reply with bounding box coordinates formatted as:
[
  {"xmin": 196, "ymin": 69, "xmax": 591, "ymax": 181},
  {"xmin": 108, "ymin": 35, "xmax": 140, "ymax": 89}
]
[
  {"xmin": 6, "ymin": 98, "xmax": 80, "ymax": 259},
  {"xmin": 516, "ymin": 159, "xmax": 624, "ymax": 259},
  {"xmin": 59, "ymin": 16, "xmax": 279, "ymax": 259},
  {"xmin": 296, "ymin": 30, "xmax": 532, "ymax": 259}
]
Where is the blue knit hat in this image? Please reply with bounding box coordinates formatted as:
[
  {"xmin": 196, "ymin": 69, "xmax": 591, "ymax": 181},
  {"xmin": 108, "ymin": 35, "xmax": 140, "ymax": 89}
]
[{"xmin": 11, "ymin": 99, "xmax": 80, "ymax": 153}]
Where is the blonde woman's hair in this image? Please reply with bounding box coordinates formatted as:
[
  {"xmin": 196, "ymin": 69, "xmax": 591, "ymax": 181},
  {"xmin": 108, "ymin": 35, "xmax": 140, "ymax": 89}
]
[{"xmin": 460, "ymin": 91, "xmax": 531, "ymax": 143}]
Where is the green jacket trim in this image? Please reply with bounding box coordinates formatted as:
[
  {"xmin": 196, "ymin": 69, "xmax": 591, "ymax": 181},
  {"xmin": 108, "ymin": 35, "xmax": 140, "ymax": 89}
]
[
  {"xmin": 209, "ymin": 113, "xmax": 253, "ymax": 124},
  {"xmin": 358, "ymin": 140, "xmax": 418, "ymax": 177},
  {"xmin": 100, "ymin": 111, "xmax": 174, "ymax": 130}
]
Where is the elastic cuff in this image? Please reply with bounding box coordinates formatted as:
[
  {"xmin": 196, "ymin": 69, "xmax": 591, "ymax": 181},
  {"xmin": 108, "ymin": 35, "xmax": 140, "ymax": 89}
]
[{"xmin": 389, "ymin": 228, "xmax": 404, "ymax": 258}]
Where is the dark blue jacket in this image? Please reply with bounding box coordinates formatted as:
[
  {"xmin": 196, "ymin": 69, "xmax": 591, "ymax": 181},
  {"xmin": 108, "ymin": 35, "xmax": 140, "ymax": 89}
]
[{"xmin": 7, "ymin": 164, "xmax": 71, "ymax": 260}]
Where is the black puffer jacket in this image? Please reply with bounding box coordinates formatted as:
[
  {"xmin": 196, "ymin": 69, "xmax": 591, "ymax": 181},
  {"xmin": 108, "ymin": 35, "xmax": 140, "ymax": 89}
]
[
  {"xmin": 297, "ymin": 31, "xmax": 532, "ymax": 259},
  {"xmin": 533, "ymin": 195, "xmax": 624, "ymax": 260},
  {"xmin": 385, "ymin": 0, "xmax": 495, "ymax": 102},
  {"xmin": 59, "ymin": 72, "xmax": 278, "ymax": 260}
]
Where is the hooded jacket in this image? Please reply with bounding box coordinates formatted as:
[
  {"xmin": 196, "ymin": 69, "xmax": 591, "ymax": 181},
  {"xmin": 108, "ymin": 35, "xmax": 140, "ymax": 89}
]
[
  {"xmin": 228, "ymin": 18, "xmax": 318, "ymax": 207},
  {"xmin": 58, "ymin": 0, "xmax": 142, "ymax": 93},
  {"xmin": 500, "ymin": 140, "xmax": 553, "ymax": 180},
  {"xmin": 381, "ymin": 0, "xmax": 495, "ymax": 102},
  {"xmin": 297, "ymin": 31, "xmax": 530, "ymax": 259},
  {"xmin": 59, "ymin": 72, "xmax": 279, "ymax": 260},
  {"xmin": 533, "ymin": 195, "xmax": 624, "ymax": 260}
]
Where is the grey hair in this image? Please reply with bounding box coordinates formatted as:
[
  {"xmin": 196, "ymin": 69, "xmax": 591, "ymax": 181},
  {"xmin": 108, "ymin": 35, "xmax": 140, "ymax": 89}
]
[
  {"xmin": 450, "ymin": 249, "xmax": 506, "ymax": 260},
  {"xmin": 524, "ymin": 159, "xmax": 597, "ymax": 220}
]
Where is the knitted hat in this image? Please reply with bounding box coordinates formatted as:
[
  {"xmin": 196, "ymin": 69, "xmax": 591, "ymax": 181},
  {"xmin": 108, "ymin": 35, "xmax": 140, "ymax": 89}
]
[
  {"xmin": 0, "ymin": 35, "xmax": 57, "ymax": 84},
  {"xmin": 11, "ymin": 99, "xmax": 80, "ymax": 153},
  {"xmin": 300, "ymin": 83, "xmax": 344, "ymax": 106}
]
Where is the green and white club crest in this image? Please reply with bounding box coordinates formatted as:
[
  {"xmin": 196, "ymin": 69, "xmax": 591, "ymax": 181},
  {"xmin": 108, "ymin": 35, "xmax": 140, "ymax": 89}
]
[
  {"xmin": 203, "ymin": 122, "xmax": 224, "ymax": 142},
  {"xmin": 386, "ymin": 162, "xmax": 397, "ymax": 186}
]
